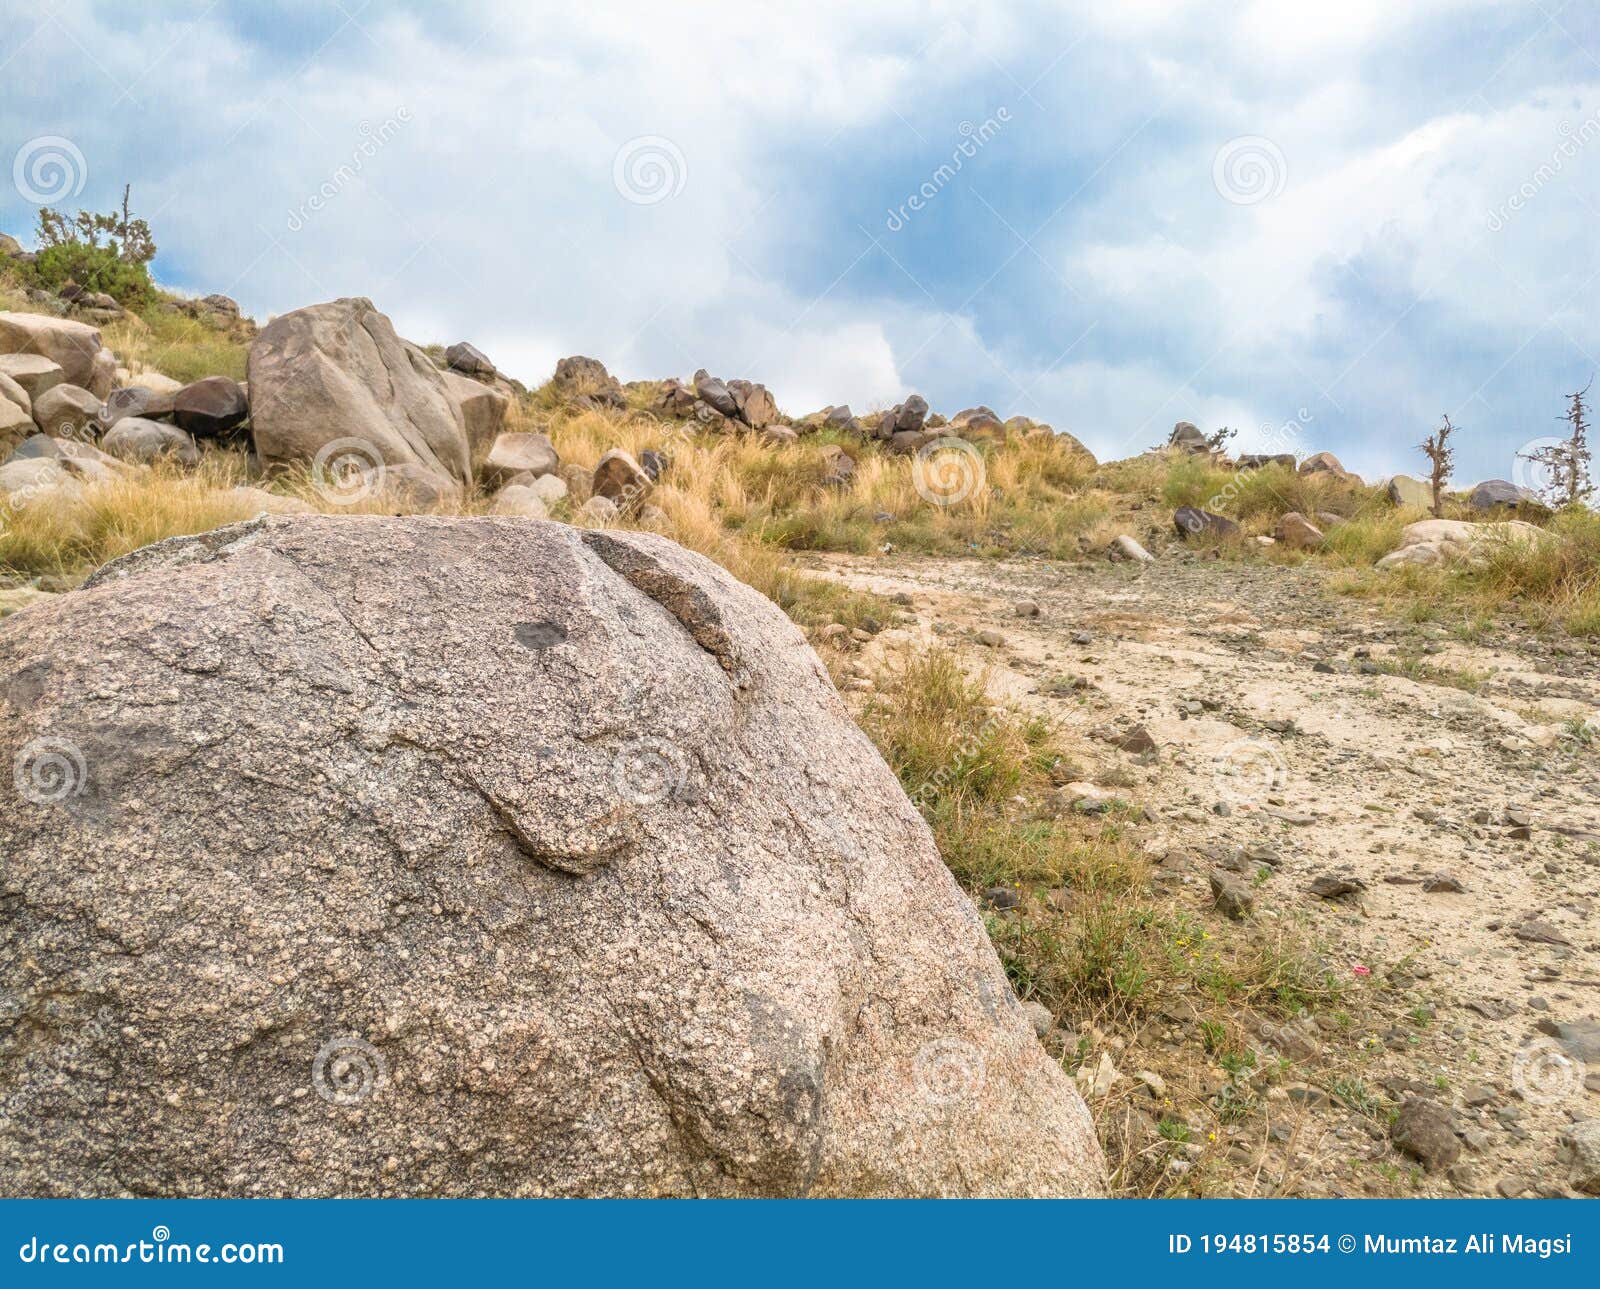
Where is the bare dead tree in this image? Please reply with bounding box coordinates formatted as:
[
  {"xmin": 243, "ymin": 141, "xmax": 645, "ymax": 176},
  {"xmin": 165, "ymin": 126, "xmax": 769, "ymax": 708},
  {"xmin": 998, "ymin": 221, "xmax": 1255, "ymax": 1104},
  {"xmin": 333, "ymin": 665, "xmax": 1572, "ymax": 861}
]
[
  {"xmin": 1519, "ymin": 381, "xmax": 1594, "ymax": 508},
  {"xmin": 1419, "ymin": 415, "xmax": 1455, "ymax": 518}
]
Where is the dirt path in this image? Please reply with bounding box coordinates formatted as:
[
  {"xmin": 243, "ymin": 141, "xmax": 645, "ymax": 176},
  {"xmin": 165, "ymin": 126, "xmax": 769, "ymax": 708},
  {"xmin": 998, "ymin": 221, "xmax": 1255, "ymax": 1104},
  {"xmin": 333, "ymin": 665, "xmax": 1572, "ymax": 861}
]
[{"xmin": 814, "ymin": 550, "xmax": 1600, "ymax": 1197}]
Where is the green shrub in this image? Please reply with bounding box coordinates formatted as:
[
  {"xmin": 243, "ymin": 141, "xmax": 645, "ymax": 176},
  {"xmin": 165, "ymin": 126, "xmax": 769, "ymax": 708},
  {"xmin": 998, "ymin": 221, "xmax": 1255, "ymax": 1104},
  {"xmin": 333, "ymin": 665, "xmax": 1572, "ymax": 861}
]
[{"xmin": 30, "ymin": 242, "xmax": 155, "ymax": 309}]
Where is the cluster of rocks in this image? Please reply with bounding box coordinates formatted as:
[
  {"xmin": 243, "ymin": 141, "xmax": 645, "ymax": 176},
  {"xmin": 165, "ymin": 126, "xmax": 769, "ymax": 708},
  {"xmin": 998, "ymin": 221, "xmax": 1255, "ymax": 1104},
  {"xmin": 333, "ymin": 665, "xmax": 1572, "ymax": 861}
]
[{"xmin": 0, "ymin": 311, "xmax": 250, "ymax": 505}]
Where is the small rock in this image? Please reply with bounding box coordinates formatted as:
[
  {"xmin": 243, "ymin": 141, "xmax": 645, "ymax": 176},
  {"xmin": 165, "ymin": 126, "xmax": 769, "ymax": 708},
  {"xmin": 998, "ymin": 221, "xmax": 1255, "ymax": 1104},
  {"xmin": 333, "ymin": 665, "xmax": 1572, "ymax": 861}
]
[
  {"xmin": 977, "ymin": 629, "xmax": 1005, "ymax": 648},
  {"xmin": 1210, "ymin": 868, "xmax": 1254, "ymax": 920},
  {"xmin": 1390, "ymin": 1095, "xmax": 1461, "ymax": 1171},
  {"xmin": 1014, "ymin": 600, "xmax": 1041, "ymax": 618},
  {"xmin": 1308, "ymin": 874, "xmax": 1365, "ymax": 899}
]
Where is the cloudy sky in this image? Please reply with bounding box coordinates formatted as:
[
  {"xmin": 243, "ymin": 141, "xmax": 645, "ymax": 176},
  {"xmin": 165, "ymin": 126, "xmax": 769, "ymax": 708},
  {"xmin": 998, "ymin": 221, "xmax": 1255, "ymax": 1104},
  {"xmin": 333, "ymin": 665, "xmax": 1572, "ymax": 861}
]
[{"xmin": 3, "ymin": 0, "xmax": 1597, "ymax": 482}]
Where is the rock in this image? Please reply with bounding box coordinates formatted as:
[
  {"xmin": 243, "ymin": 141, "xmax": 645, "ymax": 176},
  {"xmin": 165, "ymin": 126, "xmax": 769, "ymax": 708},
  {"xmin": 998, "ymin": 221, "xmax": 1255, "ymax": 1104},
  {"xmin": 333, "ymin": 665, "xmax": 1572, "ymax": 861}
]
[
  {"xmin": 0, "ymin": 311, "xmax": 104, "ymax": 392},
  {"xmin": 1014, "ymin": 600, "xmax": 1040, "ymax": 618},
  {"xmin": 0, "ymin": 391, "xmax": 31, "ymax": 457},
  {"xmin": 490, "ymin": 484, "xmax": 550, "ymax": 519},
  {"xmin": 553, "ymin": 356, "xmax": 625, "ymax": 408},
  {"xmin": 1108, "ymin": 534, "xmax": 1154, "ymax": 563},
  {"xmin": 639, "ymin": 450, "xmax": 669, "ymax": 482},
  {"xmin": 1471, "ymin": 479, "xmax": 1543, "ymax": 511},
  {"xmin": 1376, "ymin": 518, "xmax": 1546, "ymax": 570},
  {"xmin": 1075, "ymin": 1051, "xmax": 1121, "ymax": 1099},
  {"xmin": 1237, "ymin": 453, "xmax": 1295, "ymax": 470},
  {"xmin": 1308, "ymin": 874, "xmax": 1365, "ymax": 899},
  {"xmin": 1112, "ymin": 725, "xmax": 1157, "ymax": 755},
  {"xmin": 98, "ymin": 384, "xmax": 175, "ymax": 430},
  {"xmin": 1298, "ymin": 451, "xmax": 1351, "ymax": 478},
  {"xmin": 248, "ymin": 298, "xmax": 474, "ymax": 498},
  {"xmin": 558, "ymin": 463, "xmax": 594, "ymax": 504},
  {"xmin": 1421, "ymin": 873, "xmax": 1467, "ymax": 893},
  {"xmin": 0, "ymin": 457, "xmax": 84, "ymax": 506},
  {"xmin": 0, "ymin": 232, "xmax": 22, "ymax": 257},
  {"xmin": 231, "ymin": 486, "xmax": 315, "ymax": 516},
  {"xmin": 172, "ymin": 376, "xmax": 249, "ymax": 441},
  {"xmin": 977, "ymin": 630, "xmax": 1005, "ymax": 648},
  {"xmin": 1273, "ymin": 512, "xmax": 1324, "ymax": 549},
  {"xmin": 1209, "ymin": 869, "xmax": 1254, "ymax": 920},
  {"xmin": 653, "ymin": 379, "xmax": 698, "ymax": 418},
  {"xmin": 0, "ymin": 370, "xmax": 31, "ymax": 417},
  {"xmin": 763, "ymin": 426, "xmax": 799, "ymax": 445},
  {"xmin": 445, "ymin": 341, "xmax": 495, "ymax": 378},
  {"xmin": 693, "ymin": 370, "xmax": 739, "ymax": 419},
  {"xmin": 0, "ymin": 354, "xmax": 65, "ymax": 403},
  {"xmin": 100, "ymin": 417, "xmax": 200, "ymax": 467},
  {"xmin": 520, "ymin": 473, "xmax": 568, "ymax": 506},
  {"xmin": 440, "ymin": 371, "xmax": 509, "ymax": 466},
  {"xmin": 1168, "ymin": 422, "xmax": 1208, "ymax": 453},
  {"xmin": 735, "ymin": 383, "xmax": 778, "ymax": 429},
  {"xmin": 1387, "ymin": 474, "xmax": 1432, "ymax": 509},
  {"xmin": 1514, "ymin": 920, "xmax": 1571, "ymax": 946},
  {"xmin": 130, "ymin": 371, "xmax": 184, "ymax": 396},
  {"xmin": 1021, "ymin": 1002, "xmax": 1054, "ymax": 1039},
  {"xmin": 592, "ymin": 449, "xmax": 653, "ymax": 509},
  {"xmin": 888, "ymin": 430, "xmax": 929, "ymax": 455},
  {"xmin": 577, "ymin": 494, "xmax": 620, "ymax": 524},
  {"xmin": 0, "ymin": 516, "xmax": 1103, "ymax": 1198},
  {"xmin": 894, "ymin": 395, "xmax": 929, "ymax": 435},
  {"xmin": 819, "ymin": 445, "xmax": 855, "ymax": 488},
  {"xmin": 31, "ymin": 384, "xmax": 102, "ymax": 439},
  {"xmin": 1533, "ymin": 1020, "xmax": 1600, "ymax": 1065},
  {"xmin": 1563, "ymin": 1121, "xmax": 1600, "ymax": 1194},
  {"xmin": 482, "ymin": 433, "xmax": 559, "ymax": 488},
  {"xmin": 824, "ymin": 405, "xmax": 857, "ymax": 432},
  {"xmin": 1390, "ymin": 1095, "xmax": 1460, "ymax": 1171},
  {"xmin": 1173, "ymin": 506, "xmax": 1239, "ymax": 540}
]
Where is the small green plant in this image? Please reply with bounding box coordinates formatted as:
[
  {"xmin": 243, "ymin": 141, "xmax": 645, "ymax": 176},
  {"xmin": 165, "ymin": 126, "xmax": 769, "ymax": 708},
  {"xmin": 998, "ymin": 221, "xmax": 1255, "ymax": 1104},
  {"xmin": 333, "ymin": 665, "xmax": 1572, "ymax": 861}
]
[{"xmin": 1157, "ymin": 1116, "xmax": 1192, "ymax": 1144}]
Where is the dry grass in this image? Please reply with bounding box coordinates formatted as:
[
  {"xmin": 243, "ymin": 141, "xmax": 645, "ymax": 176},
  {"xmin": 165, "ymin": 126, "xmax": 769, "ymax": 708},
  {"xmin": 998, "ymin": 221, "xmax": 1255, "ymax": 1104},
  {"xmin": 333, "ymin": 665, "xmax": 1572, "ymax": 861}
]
[{"xmin": 854, "ymin": 646, "xmax": 1347, "ymax": 1194}]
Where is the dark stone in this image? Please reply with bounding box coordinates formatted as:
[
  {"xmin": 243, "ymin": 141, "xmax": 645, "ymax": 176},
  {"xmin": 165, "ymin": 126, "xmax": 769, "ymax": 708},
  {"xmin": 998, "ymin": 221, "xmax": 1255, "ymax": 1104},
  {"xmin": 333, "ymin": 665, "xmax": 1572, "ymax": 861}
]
[
  {"xmin": 1173, "ymin": 506, "xmax": 1240, "ymax": 539},
  {"xmin": 173, "ymin": 376, "xmax": 248, "ymax": 440}
]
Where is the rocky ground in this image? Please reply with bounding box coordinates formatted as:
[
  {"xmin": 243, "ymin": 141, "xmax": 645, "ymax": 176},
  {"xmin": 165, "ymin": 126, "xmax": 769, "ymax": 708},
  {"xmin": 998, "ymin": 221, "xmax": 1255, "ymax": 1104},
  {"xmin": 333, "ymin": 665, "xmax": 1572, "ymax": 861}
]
[{"xmin": 816, "ymin": 549, "xmax": 1600, "ymax": 1197}]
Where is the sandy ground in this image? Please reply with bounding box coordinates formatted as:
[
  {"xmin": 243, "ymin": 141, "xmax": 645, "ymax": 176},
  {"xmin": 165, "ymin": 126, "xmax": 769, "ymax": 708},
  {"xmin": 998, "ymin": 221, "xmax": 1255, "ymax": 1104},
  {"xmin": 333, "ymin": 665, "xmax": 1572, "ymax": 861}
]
[{"xmin": 814, "ymin": 549, "xmax": 1600, "ymax": 1197}]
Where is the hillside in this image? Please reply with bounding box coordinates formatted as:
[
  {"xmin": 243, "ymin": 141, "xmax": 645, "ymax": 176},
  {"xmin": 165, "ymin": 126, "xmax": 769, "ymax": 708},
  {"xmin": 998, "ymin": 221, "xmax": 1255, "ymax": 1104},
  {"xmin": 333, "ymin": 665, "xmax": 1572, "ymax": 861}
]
[{"xmin": 1, "ymin": 255, "xmax": 1597, "ymax": 1198}]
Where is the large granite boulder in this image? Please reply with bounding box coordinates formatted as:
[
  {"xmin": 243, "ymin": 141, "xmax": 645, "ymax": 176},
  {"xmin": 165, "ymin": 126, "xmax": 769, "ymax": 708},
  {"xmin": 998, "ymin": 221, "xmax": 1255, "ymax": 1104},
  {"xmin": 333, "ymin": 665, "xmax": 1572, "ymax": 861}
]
[
  {"xmin": 1376, "ymin": 518, "xmax": 1545, "ymax": 569},
  {"xmin": 0, "ymin": 515, "xmax": 1104, "ymax": 1198},
  {"xmin": 0, "ymin": 312, "xmax": 107, "ymax": 394},
  {"xmin": 173, "ymin": 376, "xmax": 249, "ymax": 441},
  {"xmin": 247, "ymin": 298, "xmax": 475, "ymax": 497}
]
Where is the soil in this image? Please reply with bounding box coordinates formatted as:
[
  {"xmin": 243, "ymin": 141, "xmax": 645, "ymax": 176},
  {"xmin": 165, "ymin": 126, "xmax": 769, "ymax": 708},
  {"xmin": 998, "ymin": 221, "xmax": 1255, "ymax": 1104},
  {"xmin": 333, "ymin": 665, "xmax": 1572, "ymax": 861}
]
[{"xmin": 815, "ymin": 549, "xmax": 1600, "ymax": 1197}]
